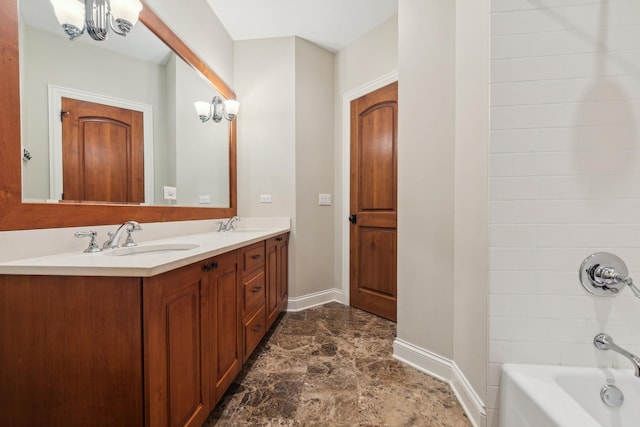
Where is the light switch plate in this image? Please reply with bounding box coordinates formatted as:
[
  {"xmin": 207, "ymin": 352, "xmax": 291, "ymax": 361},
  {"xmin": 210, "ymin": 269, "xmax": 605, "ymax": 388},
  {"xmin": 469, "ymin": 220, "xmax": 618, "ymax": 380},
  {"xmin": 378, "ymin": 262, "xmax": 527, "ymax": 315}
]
[
  {"xmin": 260, "ymin": 194, "xmax": 272, "ymax": 203},
  {"xmin": 319, "ymin": 193, "xmax": 332, "ymax": 206},
  {"xmin": 163, "ymin": 186, "xmax": 177, "ymax": 200}
]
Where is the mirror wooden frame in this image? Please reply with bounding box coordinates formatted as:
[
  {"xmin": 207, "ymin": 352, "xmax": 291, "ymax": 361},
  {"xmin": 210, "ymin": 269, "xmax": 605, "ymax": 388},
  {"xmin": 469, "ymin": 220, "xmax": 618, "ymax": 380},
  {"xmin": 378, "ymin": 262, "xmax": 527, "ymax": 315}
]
[{"xmin": 0, "ymin": 0, "xmax": 237, "ymax": 231}]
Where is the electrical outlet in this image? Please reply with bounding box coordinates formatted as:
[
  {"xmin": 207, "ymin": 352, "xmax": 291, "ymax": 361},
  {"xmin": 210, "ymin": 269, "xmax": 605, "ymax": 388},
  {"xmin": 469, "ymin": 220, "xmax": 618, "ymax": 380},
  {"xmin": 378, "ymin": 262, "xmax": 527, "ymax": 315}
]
[
  {"xmin": 260, "ymin": 194, "xmax": 272, "ymax": 203},
  {"xmin": 319, "ymin": 193, "xmax": 332, "ymax": 206},
  {"xmin": 199, "ymin": 195, "xmax": 210, "ymax": 204},
  {"xmin": 163, "ymin": 186, "xmax": 177, "ymax": 200}
]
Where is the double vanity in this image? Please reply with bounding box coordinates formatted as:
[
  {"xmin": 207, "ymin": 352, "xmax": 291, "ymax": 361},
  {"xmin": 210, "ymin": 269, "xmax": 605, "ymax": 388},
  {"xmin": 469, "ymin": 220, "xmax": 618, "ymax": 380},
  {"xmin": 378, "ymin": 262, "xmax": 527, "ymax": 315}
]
[{"xmin": 0, "ymin": 221, "xmax": 289, "ymax": 427}]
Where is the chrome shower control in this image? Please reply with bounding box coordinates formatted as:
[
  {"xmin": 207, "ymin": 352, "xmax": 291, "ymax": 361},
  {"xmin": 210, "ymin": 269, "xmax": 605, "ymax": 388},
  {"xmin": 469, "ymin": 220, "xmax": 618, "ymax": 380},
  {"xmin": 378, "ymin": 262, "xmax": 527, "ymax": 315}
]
[
  {"xmin": 579, "ymin": 252, "xmax": 640, "ymax": 299},
  {"xmin": 579, "ymin": 252, "xmax": 628, "ymax": 296}
]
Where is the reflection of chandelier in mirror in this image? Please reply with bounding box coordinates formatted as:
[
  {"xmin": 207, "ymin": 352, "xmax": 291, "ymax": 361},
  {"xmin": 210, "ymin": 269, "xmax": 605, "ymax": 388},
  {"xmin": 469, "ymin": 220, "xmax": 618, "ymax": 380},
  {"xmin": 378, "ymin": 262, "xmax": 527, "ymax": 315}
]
[
  {"xmin": 49, "ymin": 0, "xmax": 143, "ymax": 41},
  {"xmin": 195, "ymin": 96, "xmax": 240, "ymax": 123}
]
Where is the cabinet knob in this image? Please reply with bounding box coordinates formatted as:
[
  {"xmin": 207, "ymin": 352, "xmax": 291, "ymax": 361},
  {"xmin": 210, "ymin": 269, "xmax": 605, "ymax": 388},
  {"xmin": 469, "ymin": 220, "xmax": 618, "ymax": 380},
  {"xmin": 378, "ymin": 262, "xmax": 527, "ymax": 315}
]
[{"xmin": 276, "ymin": 237, "xmax": 283, "ymax": 242}]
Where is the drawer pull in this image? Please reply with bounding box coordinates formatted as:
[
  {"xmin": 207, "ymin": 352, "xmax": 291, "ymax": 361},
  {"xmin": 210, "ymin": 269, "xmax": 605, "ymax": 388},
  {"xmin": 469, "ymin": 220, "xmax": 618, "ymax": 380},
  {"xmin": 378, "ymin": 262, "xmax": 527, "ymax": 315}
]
[
  {"xmin": 276, "ymin": 237, "xmax": 283, "ymax": 242},
  {"xmin": 252, "ymin": 324, "xmax": 263, "ymax": 332},
  {"xmin": 251, "ymin": 254, "xmax": 261, "ymax": 260},
  {"xmin": 251, "ymin": 286, "xmax": 262, "ymax": 293},
  {"xmin": 203, "ymin": 261, "xmax": 218, "ymax": 271}
]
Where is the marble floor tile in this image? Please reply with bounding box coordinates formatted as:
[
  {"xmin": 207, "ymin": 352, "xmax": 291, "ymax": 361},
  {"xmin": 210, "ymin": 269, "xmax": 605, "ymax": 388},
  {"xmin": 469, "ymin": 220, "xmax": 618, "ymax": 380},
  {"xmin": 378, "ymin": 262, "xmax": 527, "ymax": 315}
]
[{"xmin": 205, "ymin": 304, "xmax": 471, "ymax": 427}]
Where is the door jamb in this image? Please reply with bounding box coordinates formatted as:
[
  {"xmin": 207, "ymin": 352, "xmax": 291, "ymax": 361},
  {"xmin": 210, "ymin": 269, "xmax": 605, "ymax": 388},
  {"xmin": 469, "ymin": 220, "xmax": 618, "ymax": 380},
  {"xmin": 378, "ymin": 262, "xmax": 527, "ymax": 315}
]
[{"xmin": 341, "ymin": 70, "xmax": 398, "ymax": 305}]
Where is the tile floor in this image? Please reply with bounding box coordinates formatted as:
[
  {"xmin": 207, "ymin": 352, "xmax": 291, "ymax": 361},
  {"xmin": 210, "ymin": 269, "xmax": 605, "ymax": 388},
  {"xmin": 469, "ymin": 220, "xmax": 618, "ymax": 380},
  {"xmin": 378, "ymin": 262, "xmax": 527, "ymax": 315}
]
[{"xmin": 205, "ymin": 302, "xmax": 471, "ymax": 427}]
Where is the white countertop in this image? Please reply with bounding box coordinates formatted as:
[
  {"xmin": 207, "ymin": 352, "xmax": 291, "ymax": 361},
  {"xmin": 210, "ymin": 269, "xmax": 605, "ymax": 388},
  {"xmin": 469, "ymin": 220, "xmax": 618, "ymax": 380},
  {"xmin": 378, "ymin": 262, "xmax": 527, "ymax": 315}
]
[{"xmin": 0, "ymin": 226, "xmax": 289, "ymax": 277}]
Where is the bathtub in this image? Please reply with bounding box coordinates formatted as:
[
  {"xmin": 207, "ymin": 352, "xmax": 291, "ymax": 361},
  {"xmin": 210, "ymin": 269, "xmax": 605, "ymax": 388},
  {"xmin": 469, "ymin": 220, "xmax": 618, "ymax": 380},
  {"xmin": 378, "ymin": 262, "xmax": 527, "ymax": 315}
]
[{"xmin": 500, "ymin": 363, "xmax": 640, "ymax": 427}]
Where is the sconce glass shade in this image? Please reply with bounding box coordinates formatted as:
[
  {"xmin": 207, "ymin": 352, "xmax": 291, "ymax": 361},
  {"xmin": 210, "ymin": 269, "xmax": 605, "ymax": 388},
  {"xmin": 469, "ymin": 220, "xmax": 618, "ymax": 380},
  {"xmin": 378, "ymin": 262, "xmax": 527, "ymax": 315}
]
[
  {"xmin": 224, "ymin": 100, "xmax": 240, "ymax": 117},
  {"xmin": 50, "ymin": 0, "xmax": 142, "ymax": 40},
  {"xmin": 110, "ymin": 0, "xmax": 143, "ymax": 25},
  {"xmin": 195, "ymin": 97, "xmax": 239, "ymax": 123},
  {"xmin": 50, "ymin": 0, "xmax": 86, "ymax": 30},
  {"xmin": 194, "ymin": 101, "xmax": 212, "ymax": 122}
]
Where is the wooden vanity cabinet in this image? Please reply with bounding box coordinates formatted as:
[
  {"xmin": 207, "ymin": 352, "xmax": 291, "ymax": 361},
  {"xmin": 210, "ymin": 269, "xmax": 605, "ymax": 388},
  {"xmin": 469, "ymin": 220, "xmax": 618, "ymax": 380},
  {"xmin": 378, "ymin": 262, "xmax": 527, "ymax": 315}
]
[
  {"xmin": 203, "ymin": 251, "xmax": 242, "ymax": 404},
  {"xmin": 144, "ymin": 250, "xmax": 243, "ymax": 427},
  {"xmin": 0, "ymin": 275, "xmax": 144, "ymax": 427},
  {"xmin": 144, "ymin": 261, "xmax": 210, "ymax": 427},
  {"xmin": 0, "ymin": 234, "xmax": 289, "ymax": 427},
  {"xmin": 266, "ymin": 232, "xmax": 289, "ymax": 329},
  {"xmin": 239, "ymin": 241, "xmax": 267, "ymax": 362}
]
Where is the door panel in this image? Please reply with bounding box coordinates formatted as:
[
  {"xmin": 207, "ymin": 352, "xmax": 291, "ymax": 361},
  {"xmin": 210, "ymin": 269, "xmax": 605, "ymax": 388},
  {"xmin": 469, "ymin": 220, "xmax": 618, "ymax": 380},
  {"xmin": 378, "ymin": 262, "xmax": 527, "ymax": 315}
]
[
  {"xmin": 62, "ymin": 97, "xmax": 144, "ymax": 203},
  {"xmin": 350, "ymin": 82, "xmax": 398, "ymax": 321}
]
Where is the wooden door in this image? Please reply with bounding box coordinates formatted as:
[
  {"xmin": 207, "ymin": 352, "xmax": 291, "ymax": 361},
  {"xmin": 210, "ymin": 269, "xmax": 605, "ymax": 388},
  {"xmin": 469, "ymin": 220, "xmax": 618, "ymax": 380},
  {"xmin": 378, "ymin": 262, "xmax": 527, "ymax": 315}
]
[
  {"xmin": 349, "ymin": 82, "xmax": 398, "ymax": 321},
  {"xmin": 61, "ymin": 97, "xmax": 144, "ymax": 203}
]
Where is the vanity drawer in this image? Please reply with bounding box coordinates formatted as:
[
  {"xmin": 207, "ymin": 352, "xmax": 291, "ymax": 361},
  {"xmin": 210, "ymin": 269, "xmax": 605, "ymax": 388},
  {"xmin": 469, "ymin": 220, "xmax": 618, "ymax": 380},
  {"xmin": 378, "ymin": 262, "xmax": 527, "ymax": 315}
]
[
  {"xmin": 242, "ymin": 269, "xmax": 265, "ymax": 315},
  {"xmin": 241, "ymin": 242, "xmax": 265, "ymax": 274},
  {"xmin": 243, "ymin": 305, "xmax": 266, "ymax": 362}
]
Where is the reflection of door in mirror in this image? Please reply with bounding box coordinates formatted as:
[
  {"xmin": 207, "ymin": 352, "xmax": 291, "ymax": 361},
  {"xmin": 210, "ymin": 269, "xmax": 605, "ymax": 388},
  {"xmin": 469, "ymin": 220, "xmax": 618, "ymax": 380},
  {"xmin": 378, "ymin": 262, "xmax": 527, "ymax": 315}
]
[{"xmin": 61, "ymin": 98, "xmax": 144, "ymax": 203}]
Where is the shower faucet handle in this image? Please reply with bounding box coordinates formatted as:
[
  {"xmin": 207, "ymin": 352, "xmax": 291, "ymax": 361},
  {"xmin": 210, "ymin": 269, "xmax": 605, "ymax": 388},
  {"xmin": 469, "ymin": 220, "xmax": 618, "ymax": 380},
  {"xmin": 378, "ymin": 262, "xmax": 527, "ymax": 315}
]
[{"xmin": 579, "ymin": 252, "xmax": 640, "ymax": 299}]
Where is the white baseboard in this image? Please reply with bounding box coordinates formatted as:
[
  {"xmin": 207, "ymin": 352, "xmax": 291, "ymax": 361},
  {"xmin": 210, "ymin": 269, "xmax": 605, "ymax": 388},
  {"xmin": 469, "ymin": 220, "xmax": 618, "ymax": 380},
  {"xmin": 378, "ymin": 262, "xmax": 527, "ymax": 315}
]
[
  {"xmin": 393, "ymin": 338, "xmax": 486, "ymax": 427},
  {"xmin": 285, "ymin": 288, "xmax": 344, "ymax": 312}
]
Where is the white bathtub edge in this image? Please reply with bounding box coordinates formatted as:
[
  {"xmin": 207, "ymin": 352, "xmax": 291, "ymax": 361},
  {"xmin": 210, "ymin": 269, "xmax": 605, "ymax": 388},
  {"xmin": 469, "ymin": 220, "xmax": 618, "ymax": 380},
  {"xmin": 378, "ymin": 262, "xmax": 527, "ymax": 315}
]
[{"xmin": 393, "ymin": 338, "xmax": 487, "ymax": 427}]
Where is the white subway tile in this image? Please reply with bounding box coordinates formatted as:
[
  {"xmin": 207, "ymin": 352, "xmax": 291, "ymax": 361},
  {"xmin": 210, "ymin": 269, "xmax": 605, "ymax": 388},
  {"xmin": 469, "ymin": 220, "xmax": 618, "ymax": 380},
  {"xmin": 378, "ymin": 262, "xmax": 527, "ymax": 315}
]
[
  {"xmin": 489, "ymin": 270, "xmax": 537, "ymax": 294},
  {"xmin": 490, "ymin": 224, "xmax": 538, "ymax": 246},
  {"xmin": 490, "ymin": 177, "xmax": 539, "ymax": 201},
  {"xmin": 487, "ymin": 385, "xmax": 501, "ymax": 410},
  {"xmin": 490, "ymin": 248, "xmax": 540, "ymax": 270},
  {"xmin": 490, "ymin": 294, "xmax": 513, "ymax": 317},
  {"xmin": 492, "ymin": 51, "xmax": 640, "ymax": 83},
  {"xmin": 511, "ymin": 340, "xmax": 562, "ymax": 364},
  {"xmin": 537, "ymin": 271, "xmax": 587, "ymax": 296},
  {"xmin": 488, "ymin": 362, "xmax": 504, "ymax": 386},
  {"xmin": 489, "ymin": 340, "xmax": 512, "ymax": 363},
  {"xmin": 492, "ymin": 9, "xmax": 567, "ymax": 36}
]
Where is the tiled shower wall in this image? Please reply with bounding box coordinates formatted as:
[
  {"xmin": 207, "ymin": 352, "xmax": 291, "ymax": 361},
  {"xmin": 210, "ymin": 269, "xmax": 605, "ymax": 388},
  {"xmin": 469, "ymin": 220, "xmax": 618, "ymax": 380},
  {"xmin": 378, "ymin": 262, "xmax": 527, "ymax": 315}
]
[{"xmin": 489, "ymin": 0, "xmax": 640, "ymax": 425}]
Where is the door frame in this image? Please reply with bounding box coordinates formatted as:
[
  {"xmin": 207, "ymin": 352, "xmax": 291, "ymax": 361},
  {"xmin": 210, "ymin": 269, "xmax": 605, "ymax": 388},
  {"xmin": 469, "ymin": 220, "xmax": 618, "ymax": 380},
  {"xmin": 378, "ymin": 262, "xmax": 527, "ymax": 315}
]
[
  {"xmin": 341, "ymin": 70, "xmax": 398, "ymax": 305},
  {"xmin": 47, "ymin": 85, "xmax": 155, "ymax": 204}
]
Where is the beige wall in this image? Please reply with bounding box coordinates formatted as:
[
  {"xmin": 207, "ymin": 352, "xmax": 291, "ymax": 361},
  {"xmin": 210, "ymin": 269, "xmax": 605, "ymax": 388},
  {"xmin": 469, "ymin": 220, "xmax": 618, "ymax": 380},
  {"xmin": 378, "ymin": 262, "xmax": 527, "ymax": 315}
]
[
  {"xmin": 234, "ymin": 37, "xmax": 334, "ymax": 298},
  {"xmin": 294, "ymin": 38, "xmax": 336, "ymax": 296},
  {"xmin": 397, "ymin": 0, "xmax": 456, "ymax": 358},
  {"xmin": 454, "ymin": 0, "xmax": 490, "ymax": 407}
]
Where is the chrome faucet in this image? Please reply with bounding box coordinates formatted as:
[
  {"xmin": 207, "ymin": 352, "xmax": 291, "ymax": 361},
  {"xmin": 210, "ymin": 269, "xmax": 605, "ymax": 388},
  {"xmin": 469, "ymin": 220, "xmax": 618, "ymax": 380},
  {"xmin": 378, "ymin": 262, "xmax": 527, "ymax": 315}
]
[
  {"xmin": 216, "ymin": 216, "xmax": 240, "ymax": 232},
  {"xmin": 103, "ymin": 221, "xmax": 142, "ymax": 249},
  {"xmin": 594, "ymin": 333, "xmax": 640, "ymax": 377}
]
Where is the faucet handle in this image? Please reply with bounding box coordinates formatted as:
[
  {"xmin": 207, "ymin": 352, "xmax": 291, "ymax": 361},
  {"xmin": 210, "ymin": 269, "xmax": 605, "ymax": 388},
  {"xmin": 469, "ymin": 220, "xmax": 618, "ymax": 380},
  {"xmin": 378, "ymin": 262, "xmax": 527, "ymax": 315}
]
[
  {"xmin": 75, "ymin": 230, "xmax": 103, "ymax": 253},
  {"xmin": 122, "ymin": 223, "xmax": 142, "ymax": 248}
]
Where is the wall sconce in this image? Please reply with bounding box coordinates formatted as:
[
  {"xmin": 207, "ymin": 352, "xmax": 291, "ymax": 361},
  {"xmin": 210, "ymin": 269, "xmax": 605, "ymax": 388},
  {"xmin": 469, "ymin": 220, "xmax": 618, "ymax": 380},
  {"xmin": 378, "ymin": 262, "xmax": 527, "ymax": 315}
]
[
  {"xmin": 49, "ymin": 0, "xmax": 143, "ymax": 41},
  {"xmin": 194, "ymin": 96, "xmax": 240, "ymax": 123}
]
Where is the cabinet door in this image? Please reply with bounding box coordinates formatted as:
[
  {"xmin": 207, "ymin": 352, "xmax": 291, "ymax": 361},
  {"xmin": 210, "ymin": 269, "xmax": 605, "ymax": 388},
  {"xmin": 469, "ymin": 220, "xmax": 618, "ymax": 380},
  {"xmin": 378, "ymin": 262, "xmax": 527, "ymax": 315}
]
[
  {"xmin": 144, "ymin": 264, "xmax": 209, "ymax": 427},
  {"xmin": 204, "ymin": 251, "xmax": 242, "ymax": 404}
]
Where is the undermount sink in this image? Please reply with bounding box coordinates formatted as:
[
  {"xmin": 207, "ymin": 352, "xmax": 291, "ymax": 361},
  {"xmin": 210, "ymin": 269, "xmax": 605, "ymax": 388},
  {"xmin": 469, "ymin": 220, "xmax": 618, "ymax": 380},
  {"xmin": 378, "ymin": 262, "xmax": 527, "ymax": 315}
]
[{"xmin": 105, "ymin": 243, "xmax": 200, "ymax": 257}]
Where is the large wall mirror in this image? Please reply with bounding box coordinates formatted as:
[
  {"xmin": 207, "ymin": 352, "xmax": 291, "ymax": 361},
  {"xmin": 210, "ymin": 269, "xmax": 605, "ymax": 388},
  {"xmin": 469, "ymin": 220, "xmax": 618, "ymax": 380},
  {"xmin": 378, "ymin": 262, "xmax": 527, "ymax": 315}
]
[{"xmin": 0, "ymin": 0, "xmax": 237, "ymax": 231}]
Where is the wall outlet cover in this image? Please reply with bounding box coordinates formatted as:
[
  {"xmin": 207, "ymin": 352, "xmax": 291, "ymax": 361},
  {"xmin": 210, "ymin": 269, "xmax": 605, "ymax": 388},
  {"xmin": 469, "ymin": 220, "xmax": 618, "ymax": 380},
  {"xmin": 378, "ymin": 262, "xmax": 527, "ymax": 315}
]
[
  {"xmin": 260, "ymin": 194, "xmax": 272, "ymax": 203},
  {"xmin": 199, "ymin": 195, "xmax": 211, "ymax": 204}
]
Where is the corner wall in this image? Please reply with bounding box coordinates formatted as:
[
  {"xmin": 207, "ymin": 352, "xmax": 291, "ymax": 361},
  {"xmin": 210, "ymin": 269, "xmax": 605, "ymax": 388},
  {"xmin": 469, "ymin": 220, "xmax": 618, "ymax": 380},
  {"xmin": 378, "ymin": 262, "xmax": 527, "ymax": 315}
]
[
  {"xmin": 397, "ymin": 0, "xmax": 456, "ymax": 362},
  {"xmin": 489, "ymin": 1, "xmax": 640, "ymax": 425},
  {"xmin": 234, "ymin": 37, "xmax": 334, "ymax": 300}
]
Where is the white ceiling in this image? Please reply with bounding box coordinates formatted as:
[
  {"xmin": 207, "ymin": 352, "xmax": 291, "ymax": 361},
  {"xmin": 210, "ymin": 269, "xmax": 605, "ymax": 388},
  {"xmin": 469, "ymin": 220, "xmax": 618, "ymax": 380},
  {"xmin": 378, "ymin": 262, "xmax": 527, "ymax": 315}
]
[{"xmin": 206, "ymin": 0, "xmax": 398, "ymax": 52}]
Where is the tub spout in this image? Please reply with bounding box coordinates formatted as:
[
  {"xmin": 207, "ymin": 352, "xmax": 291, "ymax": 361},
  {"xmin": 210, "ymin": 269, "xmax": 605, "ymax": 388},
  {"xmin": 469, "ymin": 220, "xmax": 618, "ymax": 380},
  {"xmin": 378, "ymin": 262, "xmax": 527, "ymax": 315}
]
[{"xmin": 594, "ymin": 333, "xmax": 640, "ymax": 377}]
